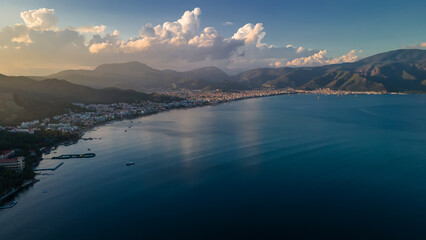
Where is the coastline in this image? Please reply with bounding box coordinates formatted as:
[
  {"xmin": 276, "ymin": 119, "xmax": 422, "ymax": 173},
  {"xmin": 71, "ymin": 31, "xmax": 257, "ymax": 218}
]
[
  {"xmin": 1, "ymin": 88, "xmax": 391, "ymax": 204},
  {"xmin": 0, "ymin": 179, "xmax": 39, "ymax": 205},
  {"xmin": 39, "ymin": 88, "xmax": 399, "ymax": 151}
]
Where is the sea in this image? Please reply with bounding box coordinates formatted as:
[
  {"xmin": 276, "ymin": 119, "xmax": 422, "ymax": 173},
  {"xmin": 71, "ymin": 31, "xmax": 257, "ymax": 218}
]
[{"xmin": 1, "ymin": 94, "xmax": 426, "ymax": 239}]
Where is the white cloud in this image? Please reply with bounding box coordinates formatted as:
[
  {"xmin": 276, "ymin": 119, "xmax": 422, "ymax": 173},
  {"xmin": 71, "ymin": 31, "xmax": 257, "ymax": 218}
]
[
  {"xmin": 137, "ymin": 7, "xmax": 201, "ymax": 44},
  {"xmin": 75, "ymin": 25, "xmax": 106, "ymax": 34},
  {"xmin": 20, "ymin": 8, "xmax": 58, "ymax": 31},
  {"xmin": 327, "ymin": 49, "xmax": 361, "ymax": 64},
  {"xmin": 89, "ymin": 7, "xmax": 245, "ymax": 62},
  {"xmin": 12, "ymin": 34, "xmax": 32, "ymax": 44},
  {"xmin": 189, "ymin": 27, "xmax": 219, "ymax": 47},
  {"xmin": 89, "ymin": 42, "xmax": 112, "ymax": 53},
  {"xmin": 232, "ymin": 23, "xmax": 266, "ymax": 48},
  {"xmin": 286, "ymin": 50, "xmax": 362, "ymax": 67},
  {"xmin": 270, "ymin": 61, "xmax": 285, "ymax": 67},
  {"xmin": 0, "ymin": 7, "xmax": 365, "ymax": 75},
  {"xmin": 223, "ymin": 22, "xmax": 234, "ymax": 26}
]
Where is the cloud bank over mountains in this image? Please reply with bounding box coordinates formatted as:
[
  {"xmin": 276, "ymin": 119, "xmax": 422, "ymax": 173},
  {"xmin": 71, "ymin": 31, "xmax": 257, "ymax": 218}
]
[{"xmin": 0, "ymin": 7, "xmax": 366, "ymax": 75}]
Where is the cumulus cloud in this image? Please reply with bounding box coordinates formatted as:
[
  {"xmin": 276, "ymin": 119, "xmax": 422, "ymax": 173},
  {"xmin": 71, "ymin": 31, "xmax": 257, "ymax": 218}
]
[
  {"xmin": 75, "ymin": 25, "xmax": 106, "ymax": 34},
  {"xmin": 89, "ymin": 42, "xmax": 112, "ymax": 53},
  {"xmin": 0, "ymin": 7, "xmax": 364, "ymax": 75},
  {"xmin": 232, "ymin": 23, "xmax": 266, "ymax": 48},
  {"xmin": 136, "ymin": 7, "xmax": 201, "ymax": 44},
  {"xmin": 189, "ymin": 27, "xmax": 222, "ymax": 47},
  {"xmin": 20, "ymin": 8, "xmax": 58, "ymax": 31},
  {"xmin": 89, "ymin": 7, "xmax": 244, "ymax": 62},
  {"xmin": 286, "ymin": 50, "xmax": 362, "ymax": 67}
]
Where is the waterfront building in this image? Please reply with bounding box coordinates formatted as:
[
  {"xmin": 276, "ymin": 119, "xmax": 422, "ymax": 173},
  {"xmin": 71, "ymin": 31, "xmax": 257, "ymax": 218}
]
[
  {"xmin": 0, "ymin": 156, "xmax": 25, "ymax": 172},
  {"xmin": 9, "ymin": 128, "xmax": 35, "ymax": 134}
]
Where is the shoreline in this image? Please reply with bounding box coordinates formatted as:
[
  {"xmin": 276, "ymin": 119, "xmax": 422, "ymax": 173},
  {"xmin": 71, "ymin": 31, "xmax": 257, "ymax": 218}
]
[
  {"xmin": 70, "ymin": 91, "xmax": 294, "ymax": 140},
  {"xmin": 1, "ymin": 89, "xmax": 394, "ymax": 203},
  {"xmin": 0, "ymin": 179, "xmax": 39, "ymax": 205},
  {"xmin": 41, "ymin": 88, "xmax": 399, "ymax": 149}
]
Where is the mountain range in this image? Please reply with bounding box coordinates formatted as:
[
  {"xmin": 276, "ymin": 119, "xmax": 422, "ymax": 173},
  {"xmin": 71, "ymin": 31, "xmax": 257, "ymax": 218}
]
[
  {"xmin": 34, "ymin": 49, "xmax": 426, "ymax": 92},
  {"xmin": 1, "ymin": 49, "xmax": 425, "ymax": 125}
]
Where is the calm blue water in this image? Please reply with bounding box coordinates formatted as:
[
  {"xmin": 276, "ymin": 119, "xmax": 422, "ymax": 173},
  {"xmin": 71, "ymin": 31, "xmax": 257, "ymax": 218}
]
[{"xmin": 1, "ymin": 94, "xmax": 426, "ymax": 239}]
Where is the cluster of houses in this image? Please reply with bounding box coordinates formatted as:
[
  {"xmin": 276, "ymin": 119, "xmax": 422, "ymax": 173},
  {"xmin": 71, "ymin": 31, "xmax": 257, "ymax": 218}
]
[
  {"xmin": 52, "ymin": 100, "xmax": 206, "ymax": 131},
  {"xmin": 161, "ymin": 88, "xmax": 295, "ymax": 104},
  {"xmin": 0, "ymin": 100, "xmax": 208, "ymax": 137}
]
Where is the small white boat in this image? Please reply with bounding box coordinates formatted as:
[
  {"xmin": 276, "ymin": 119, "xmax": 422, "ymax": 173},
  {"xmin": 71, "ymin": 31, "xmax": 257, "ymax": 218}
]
[{"xmin": 126, "ymin": 162, "xmax": 135, "ymax": 166}]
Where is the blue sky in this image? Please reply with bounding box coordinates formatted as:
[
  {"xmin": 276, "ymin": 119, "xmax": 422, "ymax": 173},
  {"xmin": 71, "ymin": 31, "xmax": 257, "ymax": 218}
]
[{"xmin": 0, "ymin": 0, "xmax": 425, "ymax": 75}]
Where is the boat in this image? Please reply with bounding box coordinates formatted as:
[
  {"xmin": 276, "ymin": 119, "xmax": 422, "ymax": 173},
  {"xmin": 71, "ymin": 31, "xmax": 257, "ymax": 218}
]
[
  {"xmin": 83, "ymin": 153, "xmax": 96, "ymax": 158},
  {"xmin": 0, "ymin": 201, "xmax": 17, "ymax": 209},
  {"xmin": 126, "ymin": 162, "xmax": 135, "ymax": 166}
]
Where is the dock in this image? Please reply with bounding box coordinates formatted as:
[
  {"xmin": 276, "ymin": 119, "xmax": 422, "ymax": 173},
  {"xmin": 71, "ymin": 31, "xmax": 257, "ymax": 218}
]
[
  {"xmin": 51, "ymin": 153, "xmax": 96, "ymax": 159},
  {"xmin": 34, "ymin": 162, "xmax": 64, "ymax": 171}
]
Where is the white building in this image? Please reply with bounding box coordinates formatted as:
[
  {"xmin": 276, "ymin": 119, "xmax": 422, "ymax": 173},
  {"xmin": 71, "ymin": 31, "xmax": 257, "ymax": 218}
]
[
  {"xmin": 0, "ymin": 156, "xmax": 25, "ymax": 172},
  {"xmin": 48, "ymin": 123, "xmax": 70, "ymax": 129}
]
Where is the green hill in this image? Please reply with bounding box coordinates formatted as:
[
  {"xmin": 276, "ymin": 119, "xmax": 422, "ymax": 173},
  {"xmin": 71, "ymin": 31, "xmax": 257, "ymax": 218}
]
[{"xmin": 0, "ymin": 74, "xmax": 177, "ymax": 125}]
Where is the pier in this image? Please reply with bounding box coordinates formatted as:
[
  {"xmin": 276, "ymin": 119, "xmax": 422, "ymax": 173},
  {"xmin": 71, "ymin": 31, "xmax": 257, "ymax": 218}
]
[
  {"xmin": 51, "ymin": 153, "xmax": 96, "ymax": 159},
  {"xmin": 34, "ymin": 162, "xmax": 64, "ymax": 171}
]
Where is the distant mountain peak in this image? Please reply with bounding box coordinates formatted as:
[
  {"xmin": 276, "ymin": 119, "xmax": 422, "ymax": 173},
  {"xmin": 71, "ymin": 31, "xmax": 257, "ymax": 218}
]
[{"xmin": 94, "ymin": 61, "xmax": 153, "ymax": 72}]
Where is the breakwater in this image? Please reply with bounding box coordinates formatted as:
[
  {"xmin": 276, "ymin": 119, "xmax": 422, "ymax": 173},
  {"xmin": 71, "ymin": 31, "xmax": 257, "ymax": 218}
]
[
  {"xmin": 52, "ymin": 153, "xmax": 96, "ymax": 159},
  {"xmin": 34, "ymin": 162, "xmax": 64, "ymax": 171}
]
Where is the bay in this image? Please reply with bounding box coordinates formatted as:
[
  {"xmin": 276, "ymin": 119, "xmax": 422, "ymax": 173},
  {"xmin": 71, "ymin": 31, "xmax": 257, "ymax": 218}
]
[{"xmin": 1, "ymin": 94, "xmax": 426, "ymax": 239}]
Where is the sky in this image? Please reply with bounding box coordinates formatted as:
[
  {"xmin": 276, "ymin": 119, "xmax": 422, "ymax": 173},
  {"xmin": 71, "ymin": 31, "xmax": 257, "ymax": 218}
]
[{"xmin": 0, "ymin": 0, "xmax": 425, "ymax": 75}]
